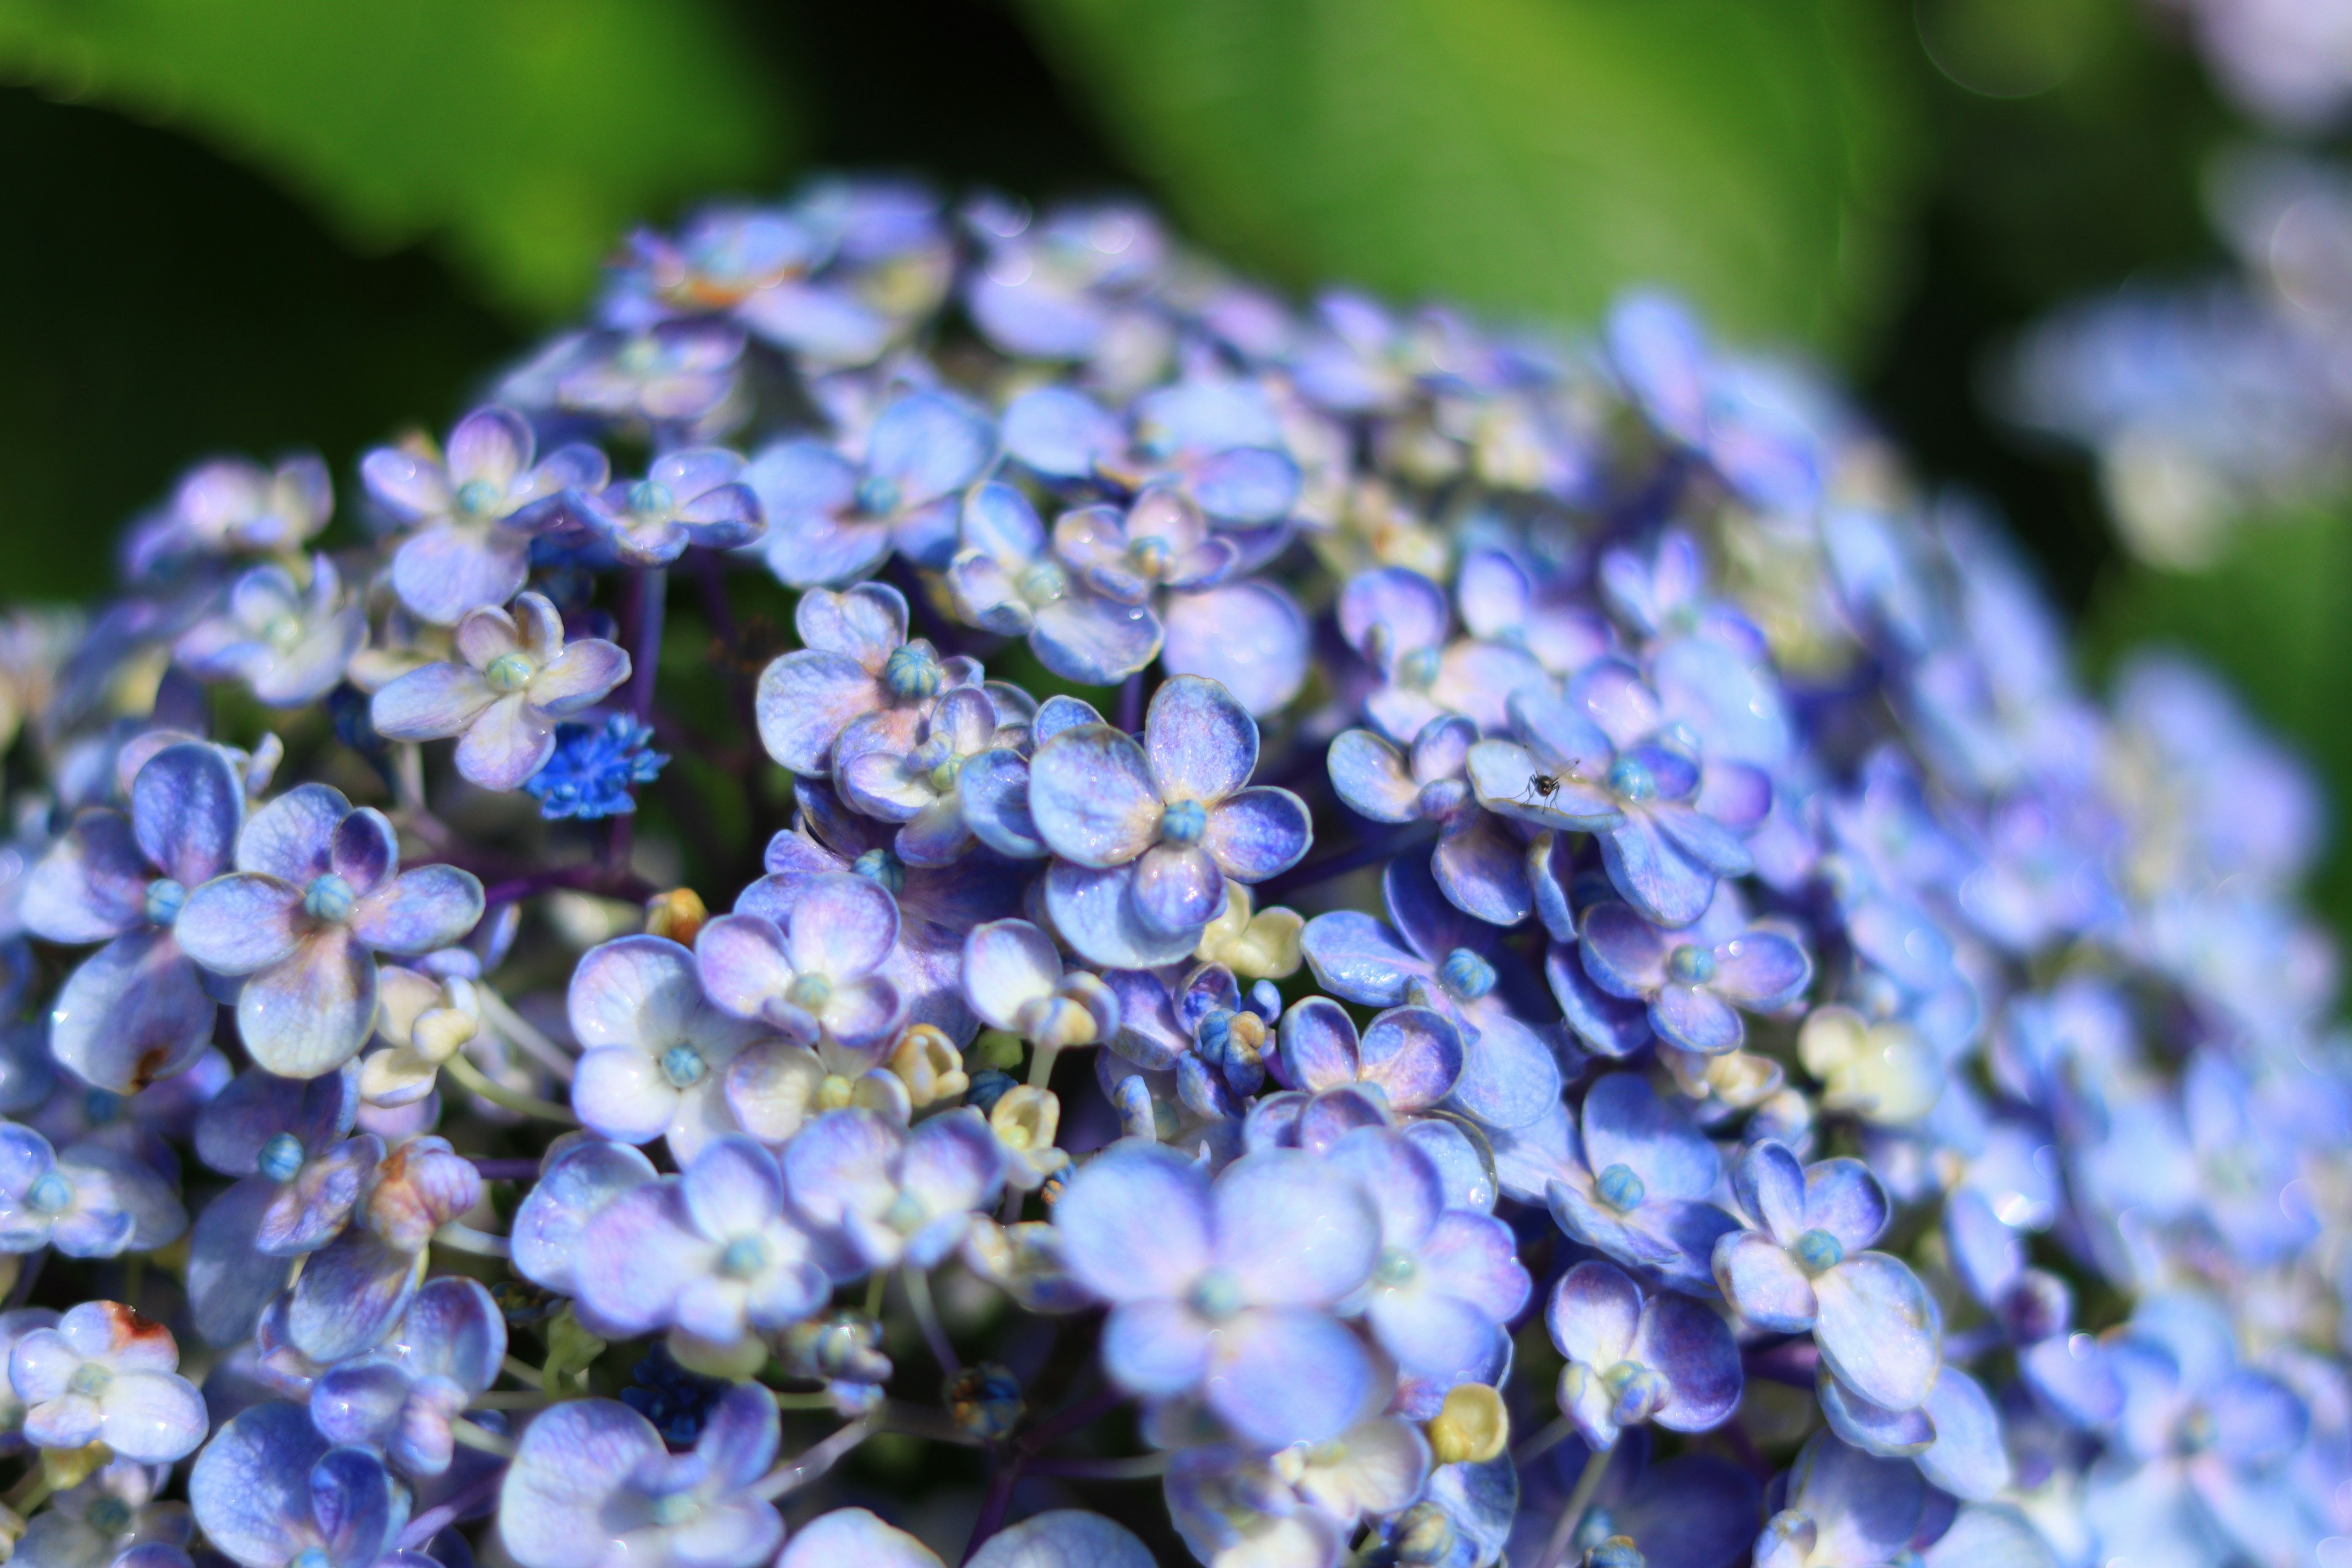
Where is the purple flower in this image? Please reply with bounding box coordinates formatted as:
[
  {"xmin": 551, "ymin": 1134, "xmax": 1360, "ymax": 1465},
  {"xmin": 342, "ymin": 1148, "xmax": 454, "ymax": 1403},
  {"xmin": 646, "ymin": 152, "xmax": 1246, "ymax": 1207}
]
[
  {"xmin": 1574, "ymin": 892, "xmax": 1812, "ymax": 1055},
  {"xmin": 369, "ymin": 591, "xmax": 631, "ymax": 793},
  {"xmin": 573, "ymin": 448, "xmax": 765, "ymax": 566},
  {"xmin": 23, "ymin": 741, "xmax": 241, "ymax": 1091},
  {"xmin": 575, "ymin": 1135, "xmax": 828, "ymax": 1344},
  {"xmin": 1299, "ymin": 854, "xmax": 1562, "ymax": 1131},
  {"xmin": 1052, "ymin": 1141, "xmax": 1381, "ymax": 1447},
  {"xmin": 175, "ymin": 785, "xmax": 485, "ymax": 1077},
  {"xmin": 1054, "ymin": 486, "xmax": 1240, "ymax": 601},
  {"xmin": 1469, "ymin": 666, "xmax": 1765, "ymax": 928},
  {"xmin": 15, "ymin": 1457, "xmax": 193, "ymax": 1568},
  {"xmin": 174, "ymin": 556, "xmax": 366, "ymax": 707},
  {"xmin": 777, "ymin": 1507, "xmax": 1152, "ymax": 1568},
  {"xmin": 567, "ymin": 935, "xmax": 766, "ymax": 1163},
  {"xmin": 1511, "ymin": 1443, "xmax": 1760, "ymax": 1568},
  {"xmin": 755, "ymin": 582, "xmax": 982, "ymax": 777},
  {"xmin": 1544, "ymin": 1074, "xmax": 1736, "ymax": 1296},
  {"xmin": 498, "ymin": 1387, "xmax": 782, "ymax": 1568},
  {"xmin": 834, "ymin": 686, "xmax": 1014, "ymax": 867},
  {"xmin": 963, "ymin": 198, "xmax": 1170, "ymax": 367},
  {"xmin": 1324, "ymin": 1126, "xmax": 1529, "ymax": 1385},
  {"xmin": 1115, "ymin": 372, "xmax": 1302, "ymax": 527},
  {"xmin": 1271, "ymin": 997, "xmax": 1464, "ymax": 1122},
  {"xmin": 748, "ymin": 392, "xmax": 995, "ymax": 586},
  {"xmin": 0, "ymin": 1121, "xmax": 183, "ymax": 1258},
  {"xmin": 1943, "ymin": 1187, "xmax": 2120, "ymax": 1428},
  {"xmin": 1599, "ymin": 529, "xmax": 1790, "ymax": 767},
  {"xmin": 1713, "ymin": 1141, "xmax": 1940, "ymax": 1412},
  {"xmin": 509, "ymin": 1137, "xmax": 660, "ymax": 1310},
  {"xmin": 1546, "ymin": 1261, "xmax": 1741, "ymax": 1451},
  {"xmin": 695, "ymin": 874, "xmax": 907, "ymax": 1058},
  {"xmin": 783, "ymin": 1106, "xmax": 1004, "ymax": 1274},
  {"xmin": 1605, "ymin": 291, "xmax": 1822, "ymax": 518},
  {"xmin": 189, "ymin": 1402, "xmax": 407, "ymax": 1568},
  {"xmin": 961, "ymin": 918, "xmax": 1120, "ymax": 1050},
  {"xmin": 282, "ymin": 1137, "xmax": 480, "ymax": 1366},
  {"xmin": 947, "ymin": 482, "xmax": 1162, "ymax": 685},
  {"xmin": 9, "ymin": 1302, "xmax": 206, "ymax": 1463},
  {"xmin": 1752, "ymin": 1432, "xmax": 1931, "ymax": 1568},
  {"xmin": 361, "ymin": 406, "xmax": 606, "ymax": 625},
  {"xmin": 1337, "ymin": 567, "xmax": 1546, "ymax": 741},
  {"xmin": 194, "ymin": 1066, "xmax": 374, "ymax": 1252},
  {"xmin": 123, "ymin": 453, "xmax": 332, "ymax": 576},
  {"xmin": 307, "ymin": 1276, "xmax": 505, "ymax": 1478},
  {"xmin": 1327, "ymin": 716, "xmax": 1533, "ymax": 926},
  {"xmin": 497, "ymin": 320, "xmax": 748, "ymax": 437},
  {"xmin": 1029, "ymin": 676, "xmax": 1310, "ymax": 968},
  {"xmin": 1455, "ymin": 548, "xmax": 1614, "ymax": 678}
]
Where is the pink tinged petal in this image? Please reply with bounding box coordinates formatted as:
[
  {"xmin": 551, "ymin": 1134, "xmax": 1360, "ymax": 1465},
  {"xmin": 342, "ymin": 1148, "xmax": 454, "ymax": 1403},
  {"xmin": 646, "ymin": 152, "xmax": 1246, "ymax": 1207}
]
[
  {"xmin": 682, "ymin": 1135, "xmax": 786, "ymax": 1240},
  {"xmin": 1713, "ymin": 1231, "xmax": 1818, "ymax": 1332},
  {"xmin": 453, "ymin": 694, "xmax": 556, "ymax": 791},
  {"xmin": 1043, "ymin": 861, "xmax": 1199, "ymax": 970},
  {"xmin": 1572, "ymin": 658, "xmax": 1665, "ymax": 748},
  {"xmin": 447, "ymin": 406, "xmax": 532, "ymax": 487},
  {"xmin": 961, "ymin": 920, "xmax": 1060, "ymax": 1032},
  {"xmin": 781, "ymin": 1107, "xmax": 901, "ymax": 1231},
  {"xmin": 511, "ymin": 1141, "xmax": 658, "ymax": 1295},
  {"xmin": 722, "ymin": 1042, "xmax": 827, "ymax": 1145},
  {"xmin": 1919, "ymin": 1506, "xmax": 2057, "ymax": 1568},
  {"xmin": 1357, "ymin": 1006, "xmax": 1463, "ymax": 1112},
  {"xmin": 1430, "ymin": 641, "xmax": 1547, "ymax": 733},
  {"xmin": 1328, "ymin": 729, "xmax": 1419, "ymax": 822},
  {"xmin": 694, "ymin": 914, "xmax": 795, "ymax": 1022},
  {"xmin": 133, "ymin": 742, "xmax": 244, "ymax": 886},
  {"xmin": 1215, "ymin": 1149, "xmax": 1379, "ymax": 1306},
  {"xmin": 785, "ymin": 874, "xmax": 900, "ymax": 979},
  {"xmin": 529, "ymin": 641, "xmax": 631, "ymax": 715},
  {"xmin": 1162, "ymin": 580, "xmax": 1310, "ymax": 717},
  {"xmin": 23, "ymin": 813, "xmax": 149, "ymax": 944},
  {"xmin": 455, "ymin": 603, "xmax": 523, "ymax": 668},
  {"xmin": 571, "ymin": 1048, "xmax": 680, "ymax": 1146},
  {"xmin": 51, "ymin": 932, "xmax": 215, "ymax": 1091},
  {"xmin": 968, "ymin": 1512, "xmax": 1153, "ymax": 1568},
  {"xmin": 1637, "ymin": 1292, "xmax": 1742, "ymax": 1431},
  {"xmin": 1548, "ymin": 1260, "xmax": 1643, "ymax": 1368},
  {"xmin": 1733, "ymin": 1141, "xmax": 1807, "ymax": 1243},
  {"xmin": 756, "ymin": 650, "xmax": 880, "ymax": 775},
  {"xmin": 1030, "ymin": 593, "xmax": 1163, "ymax": 686},
  {"xmin": 1055, "ymin": 1142, "xmax": 1213, "ymax": 1302},
  {"xmin": 665, "ymin": 1080, "xmax": 745, "ymax": 1166},
  {"xmin": 1324, "ymin": 1126, "xmax": 1442, "ymax": 1246},
  {"xmin": 369, "ymin": 662, "xmax": 498, "ymax": 742},
  {"xmin": 391, "ymin": 526, "xmax": 530, "ymax": 626},
  {"xmin": 23, "ymin": 1392, "xmax": 104, "ymax": 1450},
  {"xmin": 1275, "ymin": 996, "xmax": 1360, "ymax": 1091},
  {"xmin": 796, "ymin": 582, "xmax": 908, "ymax": 669},
  {"xmin": 1132, "ymin": 843, "xmax": 1225, "ymax": 936},
  {"xmin": 570, "ymin": 935, "xmax": 704, "ymax": 1050},
  {"xmin": 498, "ymin": 1399, "xmax": 667, "ymax": 1568},
  {"xmin": 1202, "ymin": 788, "xmax": 1311, "ymax": 882},
  {"xmin": 1417, "ymin": 1212, "xmax": 1528, "ymax": 1321},
  {"xmin": 1145, "ymin": 675, "xmax": 1259, "ymax": 801},
  {"xmin": 94, "ymin": 1368, "xmax": 207, "ymax": 1463},
  {"xmin": 1337, "ymin": 567, "xmax": 1449, "ymax": 662},
  {"xmin": 362, "ymin": 447, "xmax": 451, "ymax": 521},
  {"xmin": 1812, "ymin": 1253, "xmax": 1941, "ymax": 1412},
  {"xmin": 1915, "ymin": 1365, "xmax": 2010, "ymax": 1501},
  {"xmin": 1802, "ymin": 1158, "xmax": 1891, "ymax": 1254},
  {"xmin": 1028, "ymin": 726, "xmax": 1162, "ymax": 868},
  {"xmin": 352, "ymin": 865, "xmax": 484, "ymax": 956},
  {"xmin": 175, "ymin": 875, "xmax": 304, "ymax": 976},
  {"xmin": 1207, "ymin": 1307, "xmax": 1379, "ymax": 1448},
  {"xmin": 236, "ymin": 784, "xmax": 349, "ymax": 881},
  {"xmin": 8, "ymin": 1327, "xmax": 80, "ymax": 1402},
  {"xmin": 1101, "ymin": 1298, "xmax": 1213, "ymax": 1398},
  {"xmin": 1652, "ymin": 983, "xmax": 1744, "ymax": 1054}
]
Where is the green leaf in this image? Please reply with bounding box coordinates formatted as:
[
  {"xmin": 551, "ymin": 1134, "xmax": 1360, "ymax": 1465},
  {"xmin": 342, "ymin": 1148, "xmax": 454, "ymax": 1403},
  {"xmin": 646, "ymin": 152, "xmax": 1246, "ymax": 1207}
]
[
  {"xmin": 1017, "ymin": 0, "xmax": 1923, "ymax": 354},
  {"xmin": 0, "ymin": 0, "xmax": 792, "ymax": 316}
]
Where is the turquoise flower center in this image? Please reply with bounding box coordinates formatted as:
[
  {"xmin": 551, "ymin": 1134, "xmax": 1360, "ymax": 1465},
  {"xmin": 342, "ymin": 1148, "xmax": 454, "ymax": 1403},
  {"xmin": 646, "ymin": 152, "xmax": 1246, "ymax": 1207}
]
[
  {"xmin": 1603, "ymin": 1360, "xmax": 1666, "ymax": 1425},
  {"xmin": 454, "ymin": 478, "xmax": 501, "ymax": 516},
  {"xmin": 1588, "ymin": 1539, "xmax": 1647, "ymax": 1568},
  {"xmin": 263, "ymin": 612, "xmax": 305, "ymax": 650},
  {"xmin": 719, "ymin": 1235, "xmax": 769, "ymax": 1279},
  {"xmin": 660, "ymin": 1043, "xmax": 708, "ymax": 1088},
  {"xmin": 1131, "ymin": 536, "xmax": 1172, "ymax": 576},
  {"xmin": 1019, "ymin": 559, "xmax": 1069, "ymax": 605},
  {"xmin": 851, "ymin": 848, "xmax": 906, "ymax": 894},
  {"xmin": 1158, "ymin": 799, "xmax": 1207, "ymax": 845},
  {"xmin": 26, "ymin": 1172, "xmax": 70, "ymax": 1215},
  {"xmin": 1375, "ymin": 1246, "xmax": 1417, "ymax": 1286},
  {"xmin": 1439, "ymin": 946, "xmax": 1496, "ymax": 1001},
  {"xmin": 143, "ymin": 877, "xmax": 186, "ymax": 927},
  {"xmin": 293, "ymin": 1548, "xmax": 333, "ymax": 1568},
  {"xmin": 258, "ymin": 1133, "xmax": 306, "ymax": 1183},
  {"xmin": 1795, "ymin": 1227, "xmax": 1845, "ymax": 1273},
  {"xmin": 85, "ymin": 1498, "xmax": 130, "ymax": 1535},
  {"xmin": 1397, "ymin": 646, "xmax": 1442, "ymax": 689},
  {"xmin": 1667, "ymin": 944, "xmax": 1716, "ymax": 984},
  {"xmin": 1595, "ymin": 1163, "xmax": 1646, "ymax": 1213},
  {"xmin": 883, "ymin": 1191, "xmax": 928, "ymax": 1235},
  {"xmin": 856, "ymin": 473, "xmax": 903, "ymax": 516},
  {"xmin": 647, "ymin": 1492, "xmax": 702, "ymax": 1528},
  {"xmin": 883, "ymin": 644, "xmax": 942, "ymax": 701},
  {"xmin": 1188, "ymin": 1267, "xmax": 1245, "ymax": 1321},
  {"xmin": 1606, "ymin": 756, "xmax": 1656, "ymax": 802},
  {"xmin": 785, "ymin": 972, "xmax": 834, "ymax": 1011},
  {"xmin": 484, "ymin": 652, "xmax": 536, "ymax": 693},
  {"xmin": 304, "ymin": 873, "xmax": 356, "ymax": 923},
  {"xmin": 628, "ymin": 480, "xmax": 676, "ymax": 516},
  {"xmin": 67, "ymin": 1362, "xmax": 112, "ymax": 1397}
]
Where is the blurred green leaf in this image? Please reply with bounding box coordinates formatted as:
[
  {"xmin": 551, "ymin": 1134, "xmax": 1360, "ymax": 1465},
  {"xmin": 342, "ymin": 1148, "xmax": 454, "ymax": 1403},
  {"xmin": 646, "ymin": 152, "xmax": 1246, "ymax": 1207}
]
[
  {"xmin": 2086, "ymin": 504, "xmax": 2352, "ymax": 927},
  {"xmin": 0, "ymin": 0, "xmax": 792, "ymax": 316},
  {"xmin": 1017, "ymin": 0, "xmax": 1923, "ymax": 354}
]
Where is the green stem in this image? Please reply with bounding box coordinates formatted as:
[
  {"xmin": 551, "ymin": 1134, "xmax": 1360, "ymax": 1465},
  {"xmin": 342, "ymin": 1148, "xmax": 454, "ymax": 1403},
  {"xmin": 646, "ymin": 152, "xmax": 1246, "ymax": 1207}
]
[
  {"xmin": 443, "ymin": 1050, "xmax": 578, "ymax": 1126},
  {"xmin": 1538, "ymin": 1444, "xmax": 1613, "ymax": 1568}
]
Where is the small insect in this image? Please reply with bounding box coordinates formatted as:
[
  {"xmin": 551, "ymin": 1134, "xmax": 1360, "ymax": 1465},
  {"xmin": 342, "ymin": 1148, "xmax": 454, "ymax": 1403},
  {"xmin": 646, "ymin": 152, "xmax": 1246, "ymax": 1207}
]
[{"xmin": 1518, "ymin": 773, "xmax": 1562, "ymax": 807}]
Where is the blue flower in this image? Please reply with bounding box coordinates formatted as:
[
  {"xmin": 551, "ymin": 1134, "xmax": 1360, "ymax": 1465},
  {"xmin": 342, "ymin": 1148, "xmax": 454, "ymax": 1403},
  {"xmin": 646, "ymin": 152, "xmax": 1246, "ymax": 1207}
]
[
  {"xmin": 1547, "ymin": 1261, "xmax": 1741, "ymax": 1451},
  {"xmin": 1544, "ymin": 1074, "xmax": 1736, "ymax": 1297},
  {"xmin": 308, "ymin": 1276, "xmax": 506, "ymax": 1478},
  {"xmin": 522, "ymin": 715, "xmax": 666, "ymax": 820},
  {"xmin": 189, "ymin": 1402, "xmax": 408, "ymax": 1568},
  {"xmin": 747, "ymin": 392, "xmax": 995, "ymax": 586}
]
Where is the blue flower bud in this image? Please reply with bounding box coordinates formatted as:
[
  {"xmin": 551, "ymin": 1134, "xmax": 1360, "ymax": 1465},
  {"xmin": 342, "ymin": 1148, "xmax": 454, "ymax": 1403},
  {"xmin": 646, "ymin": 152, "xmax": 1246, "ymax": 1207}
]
[
  {"xmin": 1595, "ymin": 1163, "xmax": 1646, "ymax": 1213},
  {"xmin": 1439, "ymin": 946, "xmax": 1497, "ymax": 1000}
]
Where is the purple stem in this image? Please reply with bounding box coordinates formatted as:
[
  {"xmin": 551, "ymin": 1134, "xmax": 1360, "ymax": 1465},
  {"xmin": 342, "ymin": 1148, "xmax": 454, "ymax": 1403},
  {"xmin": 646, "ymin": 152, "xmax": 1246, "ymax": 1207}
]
[
  {"xmin": 1018, "ymin": 1383, "xmax": 1128, "ymax": 1454},
  {"xmin": 1117, "ymin": 671, "xmax": 1143, "ymax": 733},
  {"xmin": 467, "ymin": 1158, "xmax": 540, "ymax": 1181},
  {"xmin": 627, "ymin": 565, "xmax": 666, "ymax": 720},
  {"xmin": 396, "ymin": 1466, "xmax": 503, "ymax": 1549},
  {"xmin": 1258, "ymin": 821, "xmax": 1436, "ymax": 900},
  {"xmin": 1741, "ymin": 1338, "xmax": 1820, "ymax": 1389},
  {"xmin": 960, "ymin": 1451, "xmax": 1025, "ymax": 1564},
  {"xmin": 482, "ymin": 862, "xmax": 649, "ymax": 908}
]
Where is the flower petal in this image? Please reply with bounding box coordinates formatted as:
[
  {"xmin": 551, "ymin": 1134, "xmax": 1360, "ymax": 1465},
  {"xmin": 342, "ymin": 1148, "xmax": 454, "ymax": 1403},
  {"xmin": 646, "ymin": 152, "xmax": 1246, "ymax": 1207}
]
[
  {"xmin": 1028, "ymin": 726, "xmax": 1162, "ymax": 868},
  {"xmin": 1055, "ymin": 1142, "xmax": 1212, "ymax": 1302},
  {"xmin": 352, "ymin": 866, "xmax": 484, "ymax": 957},
  {"xmin": 369, "ymin": 663, "xmax": 498, "ymax": 742},
  {"xmin": 1202, "ymin": 788, "xmax": 1311, "ymax": 883},
  {"xmin": 238, "ymin": 932, "xmax": 378, "ymax": 1078},
  {"xmin": 1145, "ymin": 675, "xmax": 1259, "ymax": 802},
  {"xmin": 1713, "ymin": 1231, "xmax": 1817, "ymax": 1332},
  {"xmin": 1812, "ymin": 1253, "xmax": 1940, "ymax": 1412},
  {"xmin": 1162, "ymin": 581, "xmax": 1309, "ymax": 717},
  {"xmin": 1208, "ymin": 1307, "xmax": 1378, "ymax": 1448}
]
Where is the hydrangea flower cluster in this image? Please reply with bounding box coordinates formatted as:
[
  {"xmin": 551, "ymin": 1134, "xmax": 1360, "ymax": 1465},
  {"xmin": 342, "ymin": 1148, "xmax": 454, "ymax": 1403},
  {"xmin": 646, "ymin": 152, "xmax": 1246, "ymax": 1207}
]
[{"xmin": 0, "ymin": 172, "xmax": 2339, "ymax": 1568}]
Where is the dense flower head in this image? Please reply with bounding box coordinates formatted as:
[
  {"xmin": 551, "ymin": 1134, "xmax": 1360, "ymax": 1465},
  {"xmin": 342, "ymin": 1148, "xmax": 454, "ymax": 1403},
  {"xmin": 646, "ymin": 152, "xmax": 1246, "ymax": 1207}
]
[{"xmin": 0, "ymin": 172, "xmax": 2340, "ymax": 1568}]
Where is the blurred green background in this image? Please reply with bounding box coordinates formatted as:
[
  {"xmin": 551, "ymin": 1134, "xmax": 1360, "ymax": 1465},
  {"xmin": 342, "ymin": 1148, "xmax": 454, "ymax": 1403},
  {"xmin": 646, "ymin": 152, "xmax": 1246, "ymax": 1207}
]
[{"xmin": 0, "ymin": 0, "xmax": 2338, "ymax": 914}]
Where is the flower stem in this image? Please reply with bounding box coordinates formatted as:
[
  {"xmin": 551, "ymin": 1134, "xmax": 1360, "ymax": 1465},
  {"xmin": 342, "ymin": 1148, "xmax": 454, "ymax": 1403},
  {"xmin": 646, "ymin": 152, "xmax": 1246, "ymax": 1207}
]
[
  {"xmin": 451, "ymin": 1417, "xmax": 514, "ymax": 1458},
  {"xmin": 478, "ymin": 986, "xmax": 578, "ymax": 1082},
  {"xmin": 443, "ymin": 1050, "xmax": 578, "ymax": 1126},
  {"xmin": 628, "ymin": 565, "xmax": 666, "ymax": 720},
  {"xmin": 433, "ymin": 1221, "xmax": 511, "ymax": 1258},
  {"xmin": 751, "ymin": 1415, "xmax": 878, "ymax": 1501},
  {"xmin": 1023, "ymin": 1452, "xmax": 1169, "ymax": 1480},
  {"xmin": 1538, "ymin": 1444, "xmax": 1613, "ymax": 1568},
  {"xmin": 903, "ymin": 1265, "xmax": 960, "ymax": 1378},
  {"xmin": 397, "ymin": 1469, "xmax": 503, "ymax": 1550}
]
